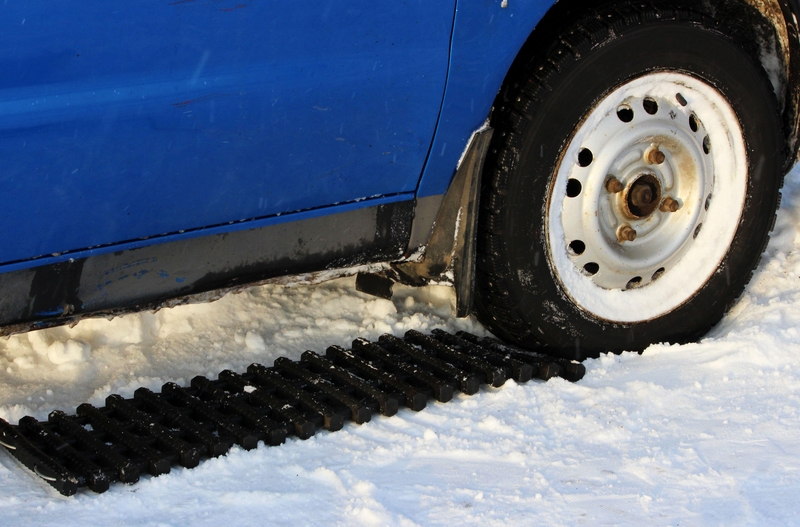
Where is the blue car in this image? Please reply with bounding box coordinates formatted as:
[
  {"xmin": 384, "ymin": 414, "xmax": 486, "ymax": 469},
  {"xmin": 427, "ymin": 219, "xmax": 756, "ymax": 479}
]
[{"xmin": 1, "ymin": 0, "xmax": 798, "ymax": 358}]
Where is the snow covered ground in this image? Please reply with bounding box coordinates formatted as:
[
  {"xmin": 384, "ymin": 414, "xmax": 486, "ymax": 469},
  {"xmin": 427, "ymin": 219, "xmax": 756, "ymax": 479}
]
[{"xmin": 1, "ymin": 168, "xmax": 800, "ymax": 526}]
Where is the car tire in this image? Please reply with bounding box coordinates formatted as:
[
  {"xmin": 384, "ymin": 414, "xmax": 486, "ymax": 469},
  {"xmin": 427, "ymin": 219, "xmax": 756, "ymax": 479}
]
[{"xmin": 475, "ymin": 2, "xmax": 784, "ymax": 357}]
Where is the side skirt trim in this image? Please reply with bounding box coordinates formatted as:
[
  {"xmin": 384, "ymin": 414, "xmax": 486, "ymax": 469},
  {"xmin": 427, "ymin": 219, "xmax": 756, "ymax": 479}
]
[{"xmin": 0, "ymin": 200, "xmax": 414, "ymax": 335}]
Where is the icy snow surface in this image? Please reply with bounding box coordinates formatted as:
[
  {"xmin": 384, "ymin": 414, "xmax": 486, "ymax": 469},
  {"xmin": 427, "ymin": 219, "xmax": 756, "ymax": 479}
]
[{"xmin": 2, "ymin": 169, "xmax": 800, "ymax": 526}]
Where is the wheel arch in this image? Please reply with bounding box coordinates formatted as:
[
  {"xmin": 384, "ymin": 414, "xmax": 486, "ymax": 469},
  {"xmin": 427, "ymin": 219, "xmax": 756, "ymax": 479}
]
[{"xmin": 493, "ymin": 0, "xmax": 800, "ymax": 170}]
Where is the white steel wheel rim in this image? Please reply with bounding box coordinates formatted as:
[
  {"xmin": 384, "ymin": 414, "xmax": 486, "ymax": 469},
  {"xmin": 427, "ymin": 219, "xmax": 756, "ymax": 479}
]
[{"xmin": 546, "ymin": 72, "xmax": 747, "ymax": 323}]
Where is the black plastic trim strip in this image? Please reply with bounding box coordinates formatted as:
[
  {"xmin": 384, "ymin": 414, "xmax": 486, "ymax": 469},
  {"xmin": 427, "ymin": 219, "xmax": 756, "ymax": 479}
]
[{"xmin": 0, "ymin": 200, "xmax": 414, "ymax": 335}]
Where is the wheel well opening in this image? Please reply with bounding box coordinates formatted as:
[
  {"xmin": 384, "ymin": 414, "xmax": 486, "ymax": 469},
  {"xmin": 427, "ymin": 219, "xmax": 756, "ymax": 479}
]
[{"xmin": 489, "ymin": 0, "xmax": 794, "ymax": 162}]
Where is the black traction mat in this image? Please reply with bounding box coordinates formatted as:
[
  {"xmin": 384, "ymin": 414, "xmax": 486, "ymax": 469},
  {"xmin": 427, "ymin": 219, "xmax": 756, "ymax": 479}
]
[{"xmin": 0, "ymin": 330, "xmax": 584, "ymax": 496}]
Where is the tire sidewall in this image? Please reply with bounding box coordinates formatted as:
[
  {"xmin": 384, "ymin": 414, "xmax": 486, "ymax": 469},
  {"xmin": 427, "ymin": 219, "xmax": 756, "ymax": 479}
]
[{"xmin": 497, "ymin": 22, "xmax": 782, "ymax": 352}]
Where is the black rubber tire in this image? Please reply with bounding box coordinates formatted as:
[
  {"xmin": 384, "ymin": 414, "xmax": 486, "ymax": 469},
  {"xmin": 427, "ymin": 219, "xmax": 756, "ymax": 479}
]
[{"xmin": 475, "ymin": 2, "xmax": 784, "ymax": 358}]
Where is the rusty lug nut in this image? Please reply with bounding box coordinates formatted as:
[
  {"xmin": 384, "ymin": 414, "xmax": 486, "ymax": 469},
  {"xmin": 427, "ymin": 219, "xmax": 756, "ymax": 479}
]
[
  {"xmin": 605, "ymin": 176, "xmax": 624, "ymax": 194},
  {"xmin": 617, "ymin": 225, "xmax": 637, "ymax": 243},
  {"xmin": 660, "ymin": 197, "xmax": 680, "ymax": 212},
  {"xmin": 646, "ymin": 148, "xmax": 666, "ymax": 165}
]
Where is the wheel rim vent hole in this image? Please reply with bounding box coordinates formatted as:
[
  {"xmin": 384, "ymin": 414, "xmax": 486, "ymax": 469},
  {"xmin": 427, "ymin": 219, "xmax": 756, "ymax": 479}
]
[
  {"xmin": 643, "ymin": 98, "xmax": 658, "ymax": 115},
  {"xmin": 569, "ymin": 240, "xmax": 586, "ymax": 256},
  {"xmin": 652, "ymin": 267, "xmax": 665, "ymax": 281},
  {"xmin": 625, "ymin": 276, "xmax": 643, "ymax": 290},
  {"xmin": 703, "ymin": 136, "xmax": 711, "ymax": 154},
  {"xmin": 689, "ymin": 113, "xmax": 699, "ymax": 132},
  {"xmin": 578, "ymin": 148, "xmax": 593, "ymax": 167},
  {"xmin": 675, "ymin": 93, "xmax": 688, "ymax": 106},
  {"xmin": 566, "ymin": 179, "xmax": 582, "ymax": 197},
  {"xmin": 616, "ymin": 105, "xmax": 634, "ymax": 123},
  {"xmin": 583, "ymin": 262, "xmax": 599, "ymax": 276}
]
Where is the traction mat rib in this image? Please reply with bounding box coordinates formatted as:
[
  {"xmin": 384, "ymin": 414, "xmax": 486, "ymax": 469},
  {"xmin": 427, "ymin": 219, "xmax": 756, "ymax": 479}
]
[{"xmin": 0, "ymin": 331, "xmax": 584, "ymax": 496}]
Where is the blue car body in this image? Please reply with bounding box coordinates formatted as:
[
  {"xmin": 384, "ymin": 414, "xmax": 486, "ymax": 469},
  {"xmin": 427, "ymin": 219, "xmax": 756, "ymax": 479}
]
[
  {"xmin": 0, "ymin": 1, "xmax": 557, "ymax": 265},
  {"xmin": 1, "ymin": 0, "xmax": 799, "ymax": 334},
  {"xmin": 0, "ymin": 1, "xmax": 555, "ymax": 329}
]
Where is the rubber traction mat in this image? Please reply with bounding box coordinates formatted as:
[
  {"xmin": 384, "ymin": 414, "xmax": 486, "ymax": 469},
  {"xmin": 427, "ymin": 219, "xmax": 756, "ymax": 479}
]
[{"xmin": 0, "ymin": 330, "xmax": 584, "ymax": 496}]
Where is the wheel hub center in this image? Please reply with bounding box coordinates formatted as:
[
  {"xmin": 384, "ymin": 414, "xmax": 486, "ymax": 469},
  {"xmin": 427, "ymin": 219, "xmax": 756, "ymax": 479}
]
[{"xmin": 626, "ymin": 174, "xmax": 662, "ymax": 218}]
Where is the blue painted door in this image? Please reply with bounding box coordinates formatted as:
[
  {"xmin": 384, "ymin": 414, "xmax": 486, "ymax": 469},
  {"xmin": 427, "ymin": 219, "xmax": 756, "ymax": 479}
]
[{"xmin": 0, "ymin": 1, "xmax": 455, "ymax": 264}]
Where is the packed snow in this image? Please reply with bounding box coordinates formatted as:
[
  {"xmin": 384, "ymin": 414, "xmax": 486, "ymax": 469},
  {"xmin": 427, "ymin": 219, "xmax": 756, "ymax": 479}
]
[{"xmin": 1, "ymin": 167, "xmax": 800, "ymax": 526}]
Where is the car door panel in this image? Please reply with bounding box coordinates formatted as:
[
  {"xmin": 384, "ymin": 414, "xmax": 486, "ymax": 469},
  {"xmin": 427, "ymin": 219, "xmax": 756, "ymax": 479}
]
[{"xmin": 0, "ymin": 1, "xmax": 454, "ymax": 265}]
